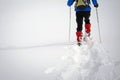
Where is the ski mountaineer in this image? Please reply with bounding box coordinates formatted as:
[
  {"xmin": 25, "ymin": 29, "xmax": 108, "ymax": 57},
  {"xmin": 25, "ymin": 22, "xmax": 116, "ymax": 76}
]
[{"xmin": 67, "ymin": 0, "xmax": 98, "ymax": 43}]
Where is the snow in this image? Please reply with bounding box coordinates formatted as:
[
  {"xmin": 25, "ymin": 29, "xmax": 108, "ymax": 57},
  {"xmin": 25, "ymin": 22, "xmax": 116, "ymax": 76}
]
[
  {"xmin": 0, "ymin": 41, "xmax": 120, "ymax": 80},
  {"xmin": 0, "ymin": 0, "xmax": 120, "ymax": 80},
  {"xmin": 44, "ymin": 41, "xmax": 120, "ymax": 80}
]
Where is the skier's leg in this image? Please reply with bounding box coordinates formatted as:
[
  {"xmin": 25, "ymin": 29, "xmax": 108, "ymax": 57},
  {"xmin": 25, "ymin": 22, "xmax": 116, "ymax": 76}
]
[
  {"xmin": 84, "ymin": 11, "xmax": 91, "ymax": 36},
  {"xmin": 76, "ymin": 11, "xmax": 83, "ymax": 42}
]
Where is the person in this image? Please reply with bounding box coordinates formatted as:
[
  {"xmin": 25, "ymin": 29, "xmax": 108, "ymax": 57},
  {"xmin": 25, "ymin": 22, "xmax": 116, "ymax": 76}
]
[{"xmin": 67, "ymin": 0, "xmax": 98, "ymax": 43}]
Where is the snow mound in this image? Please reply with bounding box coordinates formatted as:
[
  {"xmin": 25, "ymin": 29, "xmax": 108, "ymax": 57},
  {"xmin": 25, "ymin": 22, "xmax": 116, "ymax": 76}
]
[{"xmin": 45, "ymin": 41, "xmax": 120, "ymax": 80}]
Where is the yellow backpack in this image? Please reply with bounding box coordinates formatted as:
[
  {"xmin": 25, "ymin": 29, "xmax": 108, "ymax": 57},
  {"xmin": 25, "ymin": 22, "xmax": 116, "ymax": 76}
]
[{"xmin": 75, "ymin": 0, "xmax": 89, "ymax": 9}]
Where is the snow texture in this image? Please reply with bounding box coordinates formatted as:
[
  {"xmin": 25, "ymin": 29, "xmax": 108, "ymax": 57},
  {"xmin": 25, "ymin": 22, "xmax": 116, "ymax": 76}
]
[{"xmin": 45, "ymin": 41, "xmax": 120, "ymax": 80}]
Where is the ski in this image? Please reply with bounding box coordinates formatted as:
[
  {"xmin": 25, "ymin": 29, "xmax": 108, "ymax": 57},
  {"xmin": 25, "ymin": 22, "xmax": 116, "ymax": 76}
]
[{"xmin": 76, "ymin": 35, "xmax": 92, "ymax": 46}]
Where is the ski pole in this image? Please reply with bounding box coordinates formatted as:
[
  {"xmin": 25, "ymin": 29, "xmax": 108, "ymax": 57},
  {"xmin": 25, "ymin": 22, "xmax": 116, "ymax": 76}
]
[
  {"xmin": 96, "ymin": 8, "xmax": 102, "ymax": 43},
  {"xmin": 68, "ymin": 7, "xmax": 71, "ymax": 42}
]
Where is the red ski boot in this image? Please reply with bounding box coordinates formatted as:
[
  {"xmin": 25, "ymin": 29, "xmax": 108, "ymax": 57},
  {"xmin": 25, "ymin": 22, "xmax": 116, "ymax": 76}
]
[
  {"xmin": 84, "ymin": 24, "xmax": 92, "ymax": 42},
  {"xmin": 76, "ymin": 32, "xmax": 83, "ymax": 46},
  {"xmin": 85, "ymin": 24, "xmax": 91, "ymax": 37}
]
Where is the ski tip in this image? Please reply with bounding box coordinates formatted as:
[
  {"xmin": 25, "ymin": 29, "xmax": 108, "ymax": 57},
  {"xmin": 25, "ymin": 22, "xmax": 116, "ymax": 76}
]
[{"xmin": 77, "ymin": 42, "xmax": 81, "ymax": 46}]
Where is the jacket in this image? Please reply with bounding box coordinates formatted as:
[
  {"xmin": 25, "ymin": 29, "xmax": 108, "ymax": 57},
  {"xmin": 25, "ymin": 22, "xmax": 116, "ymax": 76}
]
[{"xmin": 67, "ymin": 0, "xmax": 98, "ymax": 11}]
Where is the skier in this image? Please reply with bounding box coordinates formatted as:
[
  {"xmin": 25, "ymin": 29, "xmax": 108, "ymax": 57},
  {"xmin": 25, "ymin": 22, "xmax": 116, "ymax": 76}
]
[{"xmin": 67, "ymin": 0, "xmax": 98, "ymax": 43}]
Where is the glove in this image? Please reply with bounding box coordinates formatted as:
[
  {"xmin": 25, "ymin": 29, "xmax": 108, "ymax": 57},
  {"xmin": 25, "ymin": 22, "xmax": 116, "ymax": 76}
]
[{"xmin": 94, "ymin": 4, "xmax": 98, "ymax": 8}]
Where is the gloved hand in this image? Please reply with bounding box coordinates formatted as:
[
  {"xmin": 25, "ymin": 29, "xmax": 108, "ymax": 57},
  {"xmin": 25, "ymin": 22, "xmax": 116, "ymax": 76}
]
[{"xmin": 94, "ymin": 4, "xmax": 98, "ymax": 8}]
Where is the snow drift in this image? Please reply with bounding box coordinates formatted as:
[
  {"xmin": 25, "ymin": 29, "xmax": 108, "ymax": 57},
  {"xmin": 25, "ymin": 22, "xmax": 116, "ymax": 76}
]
[{"xmin": 45, "ymin": 40, "xmax": 120, "ymax": 80}]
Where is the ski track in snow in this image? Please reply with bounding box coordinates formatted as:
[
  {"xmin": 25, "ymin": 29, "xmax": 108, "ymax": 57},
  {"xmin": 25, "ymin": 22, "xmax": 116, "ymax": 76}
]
[{"xmin": 45, "ymin": 41, "xmax": 120, "ymax": 80}]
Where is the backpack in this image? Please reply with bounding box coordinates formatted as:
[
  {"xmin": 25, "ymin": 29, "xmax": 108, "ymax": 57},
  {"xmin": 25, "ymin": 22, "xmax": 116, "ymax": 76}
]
[{"xmin": 75, "ymin": 0, "xmax": 89, "ymax": 9}]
